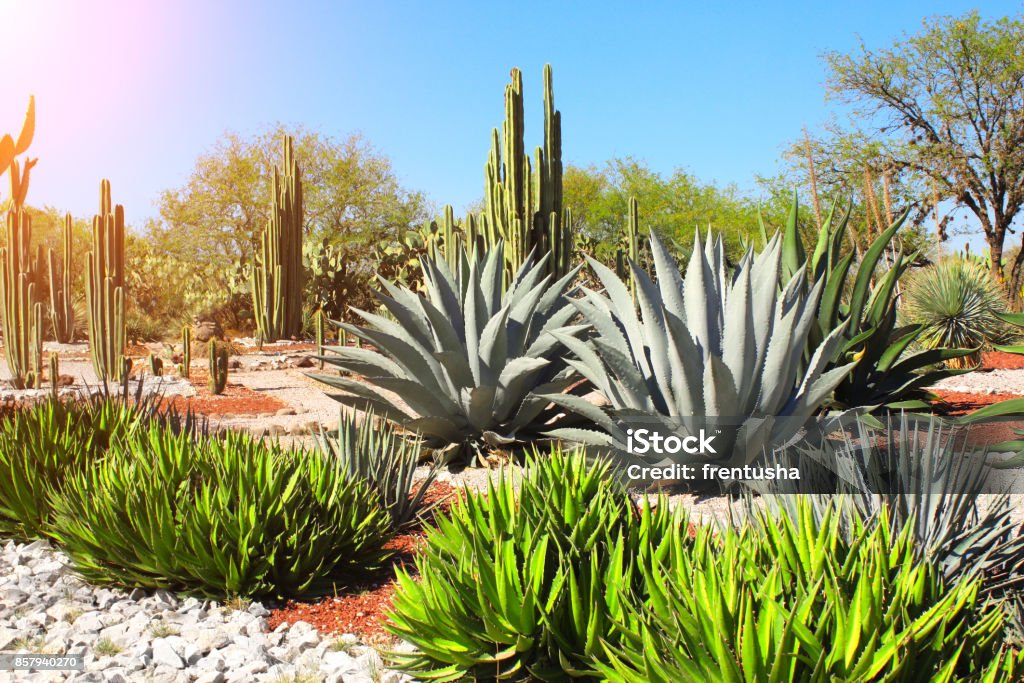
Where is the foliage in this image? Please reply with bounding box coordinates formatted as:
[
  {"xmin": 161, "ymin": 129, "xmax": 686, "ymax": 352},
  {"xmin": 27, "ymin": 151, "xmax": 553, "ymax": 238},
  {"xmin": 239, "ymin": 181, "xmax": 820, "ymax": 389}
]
[
  {"xmin": 544, "ymin": 231, "xmax": 853, "ymax": 471},
  {"xmin": 317, "ymin": 409, "xmax": 438, "ymax": 530},
  {"xmin": 303, "ymin": 238, "xmax": 376, "ymax": 324},
  {"xmin": 563, "ymin": 157, "xmax": 766, "ymax": 266},
  {"xmin": 823, "ymin": 11, "xmax": 1024, "ymax": 295},
  {"xmin": 780, "ymin": 198, "xmax": 972, "ymax": 409},
  {"xmin": 755, "ymin": 413, "xmax": 1024, "ymax": 618},
  {"xmin": 253, "ymin": 135, "xmax": 304, "ymax": 342},
  {"xmin": 385, "ymin": 449, "xmax": 670, "ymax": 680},
  {"xmin": 145, "ymin": 125, "xmax": 429, "ymax": 275},
  {"xmin": 50, "ymin": 425, "xmax": 391, "ymax": 599},
  {"xmin": 0, "ymin": 397, "xmax": 193, "ymax": 540},
  {"xmin": 904, "ymin": 257, "xmax": 1011, "ymax": 368},
  {"xmin": 314, "ymin": 242, "xmax": 586, "ymax": 463},
  {"xmin": 602, "ymin": 499, "xmax": 1021, "ymax": 682}
]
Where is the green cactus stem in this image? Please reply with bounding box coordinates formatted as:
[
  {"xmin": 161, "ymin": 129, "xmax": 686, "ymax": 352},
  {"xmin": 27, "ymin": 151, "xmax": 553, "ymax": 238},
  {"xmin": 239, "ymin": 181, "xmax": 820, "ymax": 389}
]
[
  {"xmin": 252, "ymin": 135, "xmax": 304, "ymax": 342},
  {"xmin": 315, "ymin": 308, "xmax": 325, "ymax": 370},
  {"xmin": 180, "ymin": 324, "xmax": 191, "ymax": 379},
  {"xmin": 479, "ymin": 64, "xmax": 572, "ymax": 284},
  {"xmin": 148, "ymin": 353, "xmax": 163, "ymax": 377},
  {"xmin": 48, "ymin": 352, "xmax": 59, "ymax": 398},
  {"xmin": 85, "ymin": 180, "xmax": 127, "ymax": 383},
  {"xmin": 47, "ymin": 213, "xmax": 74, "ymax": 343},
  {"xmin": 0, "ymin": 207, "xmax": 44, "ymax": 389},
  {"xmin": 208, "ymin": 339, "xmax": 228, "ymax": 395}
]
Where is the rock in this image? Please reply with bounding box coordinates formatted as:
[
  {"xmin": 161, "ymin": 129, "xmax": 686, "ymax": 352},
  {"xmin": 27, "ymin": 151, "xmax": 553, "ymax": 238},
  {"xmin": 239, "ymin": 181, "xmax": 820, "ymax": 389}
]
[
  {"xmin": 193, "ymin": 320, "xmax": 224, "ymax": 343},
  {"xmin": 194, "ymin": 672, "xmax": 225, "ymax": 683},
  {"xmin": 228, "ymin": 359, "xmax": 242, "ymax": 369},
  {"xmin": 57, "ymin": 374, "xmax": 75, "ymax": 387},
  {"xmin": 276, "ymin": 407, "xmax": 297, "ymax": 416},
  {"xmin": 294, "ymin": 356, "xmax": 315, "ymax": 368},
  {"xmin": 152, "ymin": 636, "xmax": 186, "ymax": 669},
  {"xmin": 247, "ymin": 602, "xmax": 270, "ymax": 618}
]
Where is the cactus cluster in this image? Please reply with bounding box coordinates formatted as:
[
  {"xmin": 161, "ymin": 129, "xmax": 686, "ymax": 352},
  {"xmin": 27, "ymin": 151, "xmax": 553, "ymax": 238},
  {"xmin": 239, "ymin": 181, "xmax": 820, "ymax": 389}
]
[
  {"xmin": 0, "ymin": 208, "xmax": 43, "ymax": 389},
  {"xmin": 208, "ymin": 340, "xmax": 228, "ymax": 395},
  {"xmin": 47, "ymin": 213, "xmax": 75, "ymax": 343},
  {"xmin": 478, "ymin": 65, "xmax": 572, "ymax": 283},
  {"xmin": 252, "ymin": 135, "xmax": 304, "ymax": 342},
  {"xmin": 85, "ymin": 180, "xmax": 128, "ymax": 383}
]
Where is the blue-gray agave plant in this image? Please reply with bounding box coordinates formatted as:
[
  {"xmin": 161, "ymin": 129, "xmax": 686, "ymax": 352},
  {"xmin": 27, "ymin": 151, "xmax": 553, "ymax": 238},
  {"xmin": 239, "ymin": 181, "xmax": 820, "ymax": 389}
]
[
  {"xmin": 313, "ymin": 242, "xmax": 586, "ymax": 462},
  {"xmin": 543, "ymin": 231, "xmax": 856, "ymax": 472}
]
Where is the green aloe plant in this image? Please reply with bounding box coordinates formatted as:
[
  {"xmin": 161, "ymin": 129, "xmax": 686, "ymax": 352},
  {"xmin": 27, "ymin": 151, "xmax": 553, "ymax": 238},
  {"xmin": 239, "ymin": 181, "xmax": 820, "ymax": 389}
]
[
  {"xmin": 544, "ymin": 230, "xmax": 855, "ymax": 472},
  {"xmin": 313, "ymin": 242, "xmax": 586, "ymax": 463},
  {"xmin": 778, "ymin": 198, "xmax": 973, "ymax": 409},
  {"xmin": 602, "ymin": 499, "xmax": 1021, "ymax": 682}
]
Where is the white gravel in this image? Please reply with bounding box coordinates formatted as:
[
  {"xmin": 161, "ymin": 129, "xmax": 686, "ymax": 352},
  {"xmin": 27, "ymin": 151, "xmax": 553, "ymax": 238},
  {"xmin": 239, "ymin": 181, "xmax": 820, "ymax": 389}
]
[
  {"xmin": 929, "ymin": 368, "xmax": 1024, "ymax": 395},
  {"xmin": 0, "ymin": 540, "xmax": 411, "ymax": 683}
]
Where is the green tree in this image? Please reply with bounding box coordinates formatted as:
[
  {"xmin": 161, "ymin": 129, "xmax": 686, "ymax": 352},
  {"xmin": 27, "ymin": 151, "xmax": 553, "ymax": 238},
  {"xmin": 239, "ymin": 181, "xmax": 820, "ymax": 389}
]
[
  {"xmin": 822, "ymin": 11, "xmax": 1024, "ymax": 292},
  {"xmin": 147, "ymin": 125, "xmax": 430, "ymax": 267},
  {"xmin": 563, "ymin": 157, "xmax": 764, "ymax": 264}
]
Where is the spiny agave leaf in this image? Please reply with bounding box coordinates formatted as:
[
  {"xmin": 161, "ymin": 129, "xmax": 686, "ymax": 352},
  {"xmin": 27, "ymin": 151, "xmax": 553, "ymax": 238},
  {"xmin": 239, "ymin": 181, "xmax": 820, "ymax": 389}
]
[
  {"xmin": 586, "ymin": 255, "xmax": 651, "ymax": 375},
  {"xmin": 889, "ymin": 347, "xmax": 980, "ymax": 377},
  {"xmin": 320, "ymin": 344, "xmax": 406, "ymax": 379},
  {"xmin": 722, "ymin": 263, "xmax": 757, "ymax": 407},
  {"xmin": 875, "ymin": 325, "xmax": 923, "ymax": 373},
  {"xmin": 993, "ymin": 343, "xmax": 1024, "ymax": 354},
  {"xmin": 818, "ymin": 252, "xmax": 855, "ymax": 335},
  {"xmin": 954, "ymin": 398, "xmax": 1024, "ymax": 424},
  {"xmin": 649, "ymin": 232, "xmax": 687, "ymax": 321},
  {"xmin": 631, "ymin": 261, "xmax": 674, "ymax": 406},
  {"xmin": 848, "ymin": 213, "xmax": 907, "ymax": 328},
  {"xmin": 310, "ymin": 374, "xmax": 415, "ymax": 421},
  {"xmin": 479, "ymin": 305, "xmax": 512, "ymax": 386},
  {"xmin": 683, "ymin": 230, "xmax": 719, "ymax": 358},
  {"xmin": 494, "ymin": 357, "xmax": 552, "ymax": 419},
  {"xmin": 995, "ymin": 311, "xmax": 1024, "ymax": 329},
  {"xmin": 536, "ymin": 393, "xmax": 619, "ymax": 435},
  {"xmin": 704, "ymin": 354, "xmax": 739, "ymax": 418},
  {"xmin": 404, "ymin": 416, "xmax": 466, "ymax": 443},
  {"xmin": 781, "ymin": 192, "xmax": 804, "ymax": 282},
  {"xmin": 422, "ymin": 258, "xmax": 464, "ymax": 330},
  {"xmin": 434, "ymin": 350, "xmax": 476, "ymax": 390},
  {"xmin": 663, "ymin": 312, "xmax": 705, "ymax": 417},
  {"xmin": 479, "ymin": 243, "xmax": 504, "ymax": 316}
]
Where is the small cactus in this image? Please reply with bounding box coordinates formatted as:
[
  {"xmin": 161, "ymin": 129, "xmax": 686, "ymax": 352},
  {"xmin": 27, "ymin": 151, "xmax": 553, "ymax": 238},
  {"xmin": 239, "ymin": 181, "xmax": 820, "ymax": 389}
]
[
  {"xmin": 180, "ymin": 325, "xmax": 191, "ymax": 379},
  {"xmin": 48, "ymin": 352, "xmax": 59, "ymax": 398},
  {"xmin": 315, "ymin": 308, "xmax": 325, "ymax": 370},
  {"xmin": 148, "ymin": 353, "xmax": 163, "ymax": 377},
  {"xmin": 208, "ymin": 339, "xmax": 228, "ymax": 395}
]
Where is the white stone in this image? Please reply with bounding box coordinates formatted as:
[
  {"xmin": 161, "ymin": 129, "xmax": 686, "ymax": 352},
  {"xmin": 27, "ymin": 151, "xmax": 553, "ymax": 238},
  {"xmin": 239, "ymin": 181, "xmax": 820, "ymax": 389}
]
[{"xmin": 152, "ymin": 637, "xmax": 186, "ymax": 669}]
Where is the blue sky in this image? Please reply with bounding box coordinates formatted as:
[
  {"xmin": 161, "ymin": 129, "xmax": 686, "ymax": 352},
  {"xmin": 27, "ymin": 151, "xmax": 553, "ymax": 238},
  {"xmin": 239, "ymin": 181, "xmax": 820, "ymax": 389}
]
[{"xmin": 0, "ymin": 0, "xmax": 1016, "ymax": 248}]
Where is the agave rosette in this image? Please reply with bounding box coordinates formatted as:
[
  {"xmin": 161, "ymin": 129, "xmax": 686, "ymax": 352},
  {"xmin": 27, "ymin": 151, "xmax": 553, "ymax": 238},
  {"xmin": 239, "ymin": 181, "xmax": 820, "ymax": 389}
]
[
  {"xmin": 543, "ymin": 231, "xmax": 856, "ymax": 470},
  {"xmin": 313, "ymin": 242, "xmax": 586, "ymax": 460}
]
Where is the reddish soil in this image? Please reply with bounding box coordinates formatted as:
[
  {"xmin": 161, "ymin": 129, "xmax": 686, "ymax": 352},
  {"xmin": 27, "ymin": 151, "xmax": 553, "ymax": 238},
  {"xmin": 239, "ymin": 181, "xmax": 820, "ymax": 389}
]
[
  {"xmin": 163, "ymin": 369, "xmax": 289, "ymax": 417},
  {"xmin": 929, "ymin": 389, "xmax": 1024, "ymax": 417},
  {"xmin": 981, "ymin": 350, "xmax": 1024, "ymax": 370},
  {"xmin": 266, "ymin": 481, "xmax": 458, "ymax": 641}
]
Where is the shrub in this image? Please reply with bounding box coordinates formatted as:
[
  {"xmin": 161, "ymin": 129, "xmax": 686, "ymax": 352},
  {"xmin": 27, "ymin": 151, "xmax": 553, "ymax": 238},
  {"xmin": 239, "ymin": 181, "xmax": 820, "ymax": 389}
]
[
  {"xmin": 904, "ymin": 258, "xmax": 1011, "ymax": 368},
  {"xmin": 385, "ymin": 449, "xmax": 678, "ymax": 680},
  {"xmin": 50, "ymin": 425, "xmax": 391, "ymax": 599},
  {"xmin": 0, "ymin": 397, "xmax": 183, "ymax": 540},
  {"xmin": 315, "ymin": 242, "xmax": 587, "ymax": 463},
  {"xmin": 317, "ymin": 409, "xmax": 439, "ymax": 530},
  {"xmin": 602, "ymin": 499, "xmax": 1022, "ymax": 682}
]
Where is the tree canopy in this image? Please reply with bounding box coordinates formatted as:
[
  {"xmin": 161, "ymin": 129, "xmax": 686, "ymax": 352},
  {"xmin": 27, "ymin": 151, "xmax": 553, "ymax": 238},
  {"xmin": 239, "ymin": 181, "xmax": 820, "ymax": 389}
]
[
  {"xmin": 146, "ymin": 126, "xmax": 430, "ymax": 267},
  {"xmin": 822, "ymin": 11, "xmax": 1024, "ymax": 291}
]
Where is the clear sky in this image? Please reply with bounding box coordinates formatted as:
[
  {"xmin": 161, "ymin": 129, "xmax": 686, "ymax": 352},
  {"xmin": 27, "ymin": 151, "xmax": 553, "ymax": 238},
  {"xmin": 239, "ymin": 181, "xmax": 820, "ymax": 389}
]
[{"xmin": 0, "ymin": 0, "xmax": 1015, "ymax": 244}]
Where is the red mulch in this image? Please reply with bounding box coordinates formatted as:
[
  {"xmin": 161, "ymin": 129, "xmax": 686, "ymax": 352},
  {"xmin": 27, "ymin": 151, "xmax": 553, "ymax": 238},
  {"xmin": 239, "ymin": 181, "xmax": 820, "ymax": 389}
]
[
  {"xmin": 266, "ymin": 481, "xmax": 458, "ymax": 641},
  {"xmin": 981, "ymin": 350, "xmax": 1024, "ymax": 370},
  {"xmin": 162, "ymin": 369, "xmax": 289, "ymax": 417},
  {"xmin": 929, "ymin": 389, "xmax": 1024, "ymax": 417}
]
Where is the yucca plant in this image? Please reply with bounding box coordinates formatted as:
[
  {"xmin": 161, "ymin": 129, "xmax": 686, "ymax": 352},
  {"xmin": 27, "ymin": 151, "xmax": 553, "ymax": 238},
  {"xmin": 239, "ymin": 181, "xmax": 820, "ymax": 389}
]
[
  {"xmin": 385, "ymin": 448, "xmax": 683, "ymax": 681},
  {"xmin": 317, "ymin": 408, "xmax": 440, "ymax": 530},
  {"xmin": 543, "ymin": 230, "xmax": 855, "ymax": 475},
  {"xmin": 602, "ymin": 498, "xmax": 1021, "ymax": 682},
  {"xmin": 314, "ymin": 242, "xmax": 587, "ymax": 463},
  {"xmin": 50, "ymin": 425, "xmax": 391, "ymax": 599},
  {"xmin": 904, "ymin": 257, "xmax": 1011, "ymax": 369},
  {"xmin": 778, "ymin": 198, "xmax": 973, "ymax": 409}
]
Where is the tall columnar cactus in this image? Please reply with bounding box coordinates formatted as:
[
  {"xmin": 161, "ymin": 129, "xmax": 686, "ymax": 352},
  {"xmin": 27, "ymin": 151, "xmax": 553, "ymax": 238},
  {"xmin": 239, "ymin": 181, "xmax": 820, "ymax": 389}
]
[
  {"xmin": 479, "ymin": 65, "xmax": 572, "ymax": 283},
  {"xmin": 178, "ymin": 324, "xmax": 191, "ymax": 379},
  {"xmin": 208, "ymin": 339, "xmax": 228, "ymax": 395},
  {"xmin": 252, "ymin": 135, "xmax": 304, "ymax": 342},
  {"xmin": 85, "ymin": 180, "xmax": 127, "ymax": 383},
  {"xmin": 47, "ymin": 213, "xmax": 75, "ymax": 343},
  {"xmin": 615, "ymin": 197, "xmax": 641, "ymax": 305},
  {"xmin": 315, "ymin": 308, "xmax": 325, "ymax": 370},
  {"xmin": 0, "ymin": 209, "xmax": 43, "ymax": 389},
  {"xmin": 49, "ymin": 352, "xmax": 59, "ymax": 398}
]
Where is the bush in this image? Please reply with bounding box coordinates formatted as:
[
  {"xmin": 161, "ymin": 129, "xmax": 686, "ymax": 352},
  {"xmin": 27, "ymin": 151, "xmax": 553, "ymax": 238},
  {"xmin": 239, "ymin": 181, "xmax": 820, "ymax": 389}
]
[
  {"xmin": 50, "ymin": 425, "xmax": 392, "ymax": 599},
  {"xmin": 904, "ymin": 258, "xmax": 1013, "ymax": 368},
  {"xmin": 602, "ymin": 500, "xmax": 1021, "ymax": 682},
  {"xmin": 385, "ymin": 449, "xmax": 681, "ymax": 680},
  {"xmin": 0, "ymin": 397, "xmax": 183, "ymax": 540}
]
